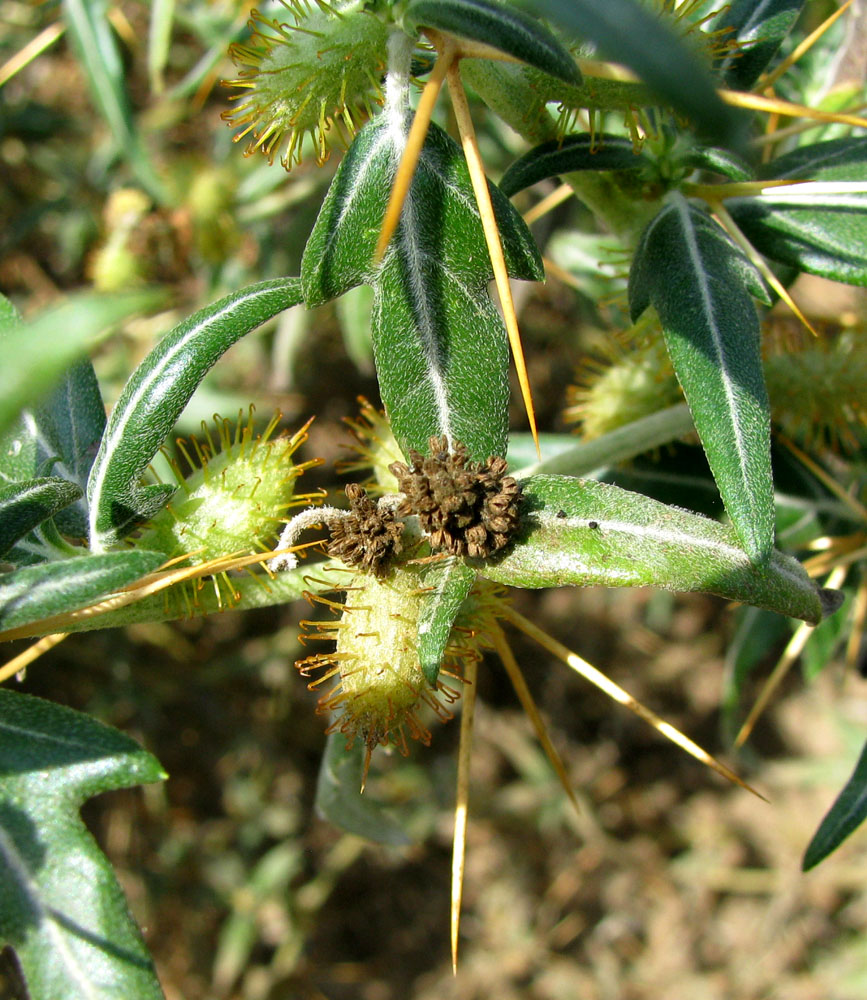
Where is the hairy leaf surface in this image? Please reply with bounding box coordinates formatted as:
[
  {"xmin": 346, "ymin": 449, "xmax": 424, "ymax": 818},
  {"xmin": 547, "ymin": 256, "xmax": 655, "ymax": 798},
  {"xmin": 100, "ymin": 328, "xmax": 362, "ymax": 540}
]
[
  {"xmin": 713, "ymin": 0, "xmax": 806, "ymax": 89},
  {"xmin": 0, "ymin": 550, "xmax": 164, "ymax": 633},
  {"xmin": 403, "ymin": 0, "xmax": 580, "ymax": 84},
  {"xmin": 417, "ymin": 559, "xmax": 477, "ymax": 685},
  {"xmin": 629, "ymin": 195, "xmax": 774, "ymax": 564},
  {"xmin": 0, "ymin": 689, "xmax": 166, "ymax": 999},
  {"xmin": 499, "ymin": 134, "xmax": 645, "ymax": 197},
  {"xmin": 303, "ymin": 114, "xmax": 542, "ymax": 461},
  {"xmin": 0, "ymin": 480, "xmax": 83, "ymax": 560},
  {"xmin": 479, "ymin": 475, "xmax": 837, "ymax": 625}
]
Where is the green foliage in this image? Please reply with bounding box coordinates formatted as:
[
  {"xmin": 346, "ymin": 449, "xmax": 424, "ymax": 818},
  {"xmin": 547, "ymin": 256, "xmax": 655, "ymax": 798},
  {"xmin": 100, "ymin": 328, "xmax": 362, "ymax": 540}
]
[
  {"xmin": 2, "ymin": 0, "xmax": 866, "ymax": 991},
  {"xmin": 0, "ymin": 689, "xmax": 166, "ymax": 999}
]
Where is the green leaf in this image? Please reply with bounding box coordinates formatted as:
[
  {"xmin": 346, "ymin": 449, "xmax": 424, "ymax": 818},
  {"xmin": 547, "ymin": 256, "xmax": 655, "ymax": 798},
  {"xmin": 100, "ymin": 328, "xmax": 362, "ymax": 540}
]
[
  {"xmin": 314, "ymin": 732, "xmax": 411, "ymax": 846},
  {"xmin": 0, "ymin": 550, "xmax": 165, "ymax": 633},
  {"xmin": 758, "ymin": 136, "xmax": 867, "ymax": 181},
  {"xmin": 727, "ymin": 188, "xmax": 867, "ymax": 287},
  {"xmin": 87, "ymin": 279, "xmax": 303, "ymax": 552},
  {"xmin": 629, "ymin": 195, "xmax": 774, "ymax": 564},
  {"xmin": 713, "ymin": 0, "xmax": 806, "ymax": 90},
  {"xmin": 520, "ymin": 0, "xmax": 743, "ymax": 147},
  {"xmin": 0, "ymin": 688, "xmax": 166, "ymax": 999},
  {"xmin": 302, "ymin": 115, "xmax": 542, "ymax": 461},
  {"xmin": 499, "ymin": 133, "xmax": 645, "ymax": 197},
  {"xmin": 402, "ymin": 0, "xmax": 580, "ymax": 84},
  {"xmin": 0, "ymin": 291, "xmax": 159, "ymax": 443},
  {"xmin": 62, "ymin": 0, "xmax": 167, "ymax": 201},
  {"xmin": 0, "ymin": 480, "xmax": 83, "ymax": 559},
  {"xmin": 803, "ymin": 739, "xmax": 867, "ymax": 871},
  {"xmin": 479, "ymin": 475, "xmax": 839, "ymax": 625},
  {"xmin": 27, "ymin": 360, "xmax": 107, "ymax": 539},
  {"xmin": 417, "ymin": 559, "xmax": 477, "ymax": 685},
  {"xmin": 681, "ymin": 145, "xmax": 754, "ymax": 182}
]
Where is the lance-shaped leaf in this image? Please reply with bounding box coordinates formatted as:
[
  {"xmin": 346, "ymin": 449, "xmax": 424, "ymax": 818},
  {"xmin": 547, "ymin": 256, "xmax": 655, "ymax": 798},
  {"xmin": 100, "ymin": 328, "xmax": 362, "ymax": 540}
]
[
  {"xmin": 87, "ymin": 279, "xmax": 303, "ymax": 552},
  {"xmin": 727, "ymin": 187, "xmax": 867, "ymax": 287},
  {"xmin": 0, "ymin": 689, "xmax": 166, "ymax": 999},
  {"xmin": 0, "ymin": 480, "xmax": 83, "ymax": 559},
  {"xmin": 680, "ymin": 145, "xmax": 754, "ymax": 182},
  {"xmin": 629, "ymin": 194, "xmax": 774, "ymax": 564},
  {"xmin": 0, "ymin": 550, "xmax": 165, "ymax": 632},
  {"xmin": 713, "ymin": 0, "xmax": 806, "ymax": 90},
  {"xmin": 728, "ymin": 139, "xmax": 867, "ymax": 287},
  {"xmin": 479, "ymin": 475, "xmax": 840, "ymax": 625},
  {"xmin": 417, "ymin": 558, "xmax": 477, "ymax": 685},
  {"xmin": 803, "ymin": 739, "xmax": 867, "ymax": 871},
  {"xmin": 499, "ymin": 133, "xmax": 646, "ymax": 197},
  {"xmin": 402, "ymin": 0, "xmax": 580, "ymax": 85},
  {"xmin": 315, "ymin": 732, "xmax": 411, "ymax": 846},
  {"xmin": 519, "ymin": 0, "xmax": 743, "ymax": 147},
  {"xmin": 302, "ymin": 115, "xmax": 542, "ymax": 461}
]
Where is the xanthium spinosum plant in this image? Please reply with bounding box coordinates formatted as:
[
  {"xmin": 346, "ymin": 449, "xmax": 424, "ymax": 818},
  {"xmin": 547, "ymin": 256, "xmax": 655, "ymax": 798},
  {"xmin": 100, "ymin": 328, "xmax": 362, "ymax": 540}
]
[{"xmin": 1, "ymin": 0, "xmax": 867, "ymax": 993}]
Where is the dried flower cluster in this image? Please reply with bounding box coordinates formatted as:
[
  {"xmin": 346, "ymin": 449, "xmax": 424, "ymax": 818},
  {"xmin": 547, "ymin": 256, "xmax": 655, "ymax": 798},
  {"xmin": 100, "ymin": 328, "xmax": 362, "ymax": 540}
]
[
  {"xmin": 389, "ymin": 436, "xmax": 522, "ymax": 558},
  {"xmin": 326, "ymin": 483, "xmax": 403, "ymax": 576}
]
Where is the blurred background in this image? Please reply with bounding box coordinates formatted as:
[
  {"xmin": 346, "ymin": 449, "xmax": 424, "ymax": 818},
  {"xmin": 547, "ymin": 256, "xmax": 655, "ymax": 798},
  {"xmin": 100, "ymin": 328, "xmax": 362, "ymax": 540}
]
[{"xmin": 1, "ymin": 2, "xmax": 867, "ymax": 997}]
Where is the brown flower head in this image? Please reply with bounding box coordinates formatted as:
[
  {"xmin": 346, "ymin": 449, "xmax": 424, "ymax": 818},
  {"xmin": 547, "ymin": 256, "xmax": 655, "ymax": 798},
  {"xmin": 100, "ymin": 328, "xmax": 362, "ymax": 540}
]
[
  {"xmin": 326, "ymin": 483, "xmax": 403, "ymax": 576},
  {"xmin": 389, "ymin": 436, "xmax": 522, "ymax": 558}
]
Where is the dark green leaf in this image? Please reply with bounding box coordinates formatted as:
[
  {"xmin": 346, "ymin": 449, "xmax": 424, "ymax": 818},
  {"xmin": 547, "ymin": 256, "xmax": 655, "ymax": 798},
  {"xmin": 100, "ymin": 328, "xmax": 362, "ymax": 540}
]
[
  {"xmin": 713, "ymin": 0, "xmax": 806, "ymax": 90},
  {"xmin": 803, "ymin": 739, "xmax": 867, "ymax": 870},
  {"xmin": 0, "ymin": 480, "xmax": 83, "ymax": 559},
  {"xmin": 0, "ymin": 689, "xmax": 166, "ymax": 999},
  {"xmin": 0, "ymin": 291, "xmax": 158, "ymax": 442},
  {"xmin": 403, "ymin": 0, "xmax": 580, "ymax": 84},
  {"xmin": 302, "ymin": 115, "xmax": 541, "ymax": 461},
  {"xmin": 520, "ymin": 0, "xmax": 743, "ymax": 147},
  {"xmin": 728, "ymin": 190, "xmax": 867, "ymax": 287},
  {"xmin": 758, "ymin": 136, "xmax": 867, "ymax": 181},
  {"xmin": 87, "ymin": 279, "xmax": 303, "ymax": 551},
  {"xmin": 314, "ymin": 732, "xmax": 411, "ymax": 846},
  {"xmin": 499, "ymin": 133, "xmax": 645, "ymax": 197},
  {"xmin": 681, "ymin": 145, "xmax": 754, "ymax": 182},
  {"xmin": 629, "ymin": 195, "xmax": 774, "ymax": 564},
  {"xmin": 0, "ymin": 550, "xmax": 165, "ymax": 633},
  {"xmin": 479, "ymin": 475, "xmax": 839, "ymax": 625},
  {"xmin": 28, "ymin": 360, "xmax": 106, "ymax": 538},
  {"xmin": 417, "ymin": 559, "xmax": 477, "ymax": 685}
]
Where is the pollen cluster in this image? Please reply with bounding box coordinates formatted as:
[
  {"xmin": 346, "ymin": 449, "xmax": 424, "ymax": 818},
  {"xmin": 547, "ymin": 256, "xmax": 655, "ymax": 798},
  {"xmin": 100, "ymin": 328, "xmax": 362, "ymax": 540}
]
[
  {"xmin": 326, "ymin": 483, "xmax": 404, "ymax": 576},
  {"xmin": 389, "ymin": 436, "xmax": 522, "ymax": 558},
  {"xmin": 223, "ymin": 0, "xmax": 388, "ymax": 167}
]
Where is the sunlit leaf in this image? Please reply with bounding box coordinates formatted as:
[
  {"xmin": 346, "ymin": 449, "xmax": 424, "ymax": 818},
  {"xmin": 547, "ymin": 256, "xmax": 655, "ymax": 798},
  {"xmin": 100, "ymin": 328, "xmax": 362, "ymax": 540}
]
[{"xmin": 479, "ymin": 474, "xmax": 839, "ymax": 625}]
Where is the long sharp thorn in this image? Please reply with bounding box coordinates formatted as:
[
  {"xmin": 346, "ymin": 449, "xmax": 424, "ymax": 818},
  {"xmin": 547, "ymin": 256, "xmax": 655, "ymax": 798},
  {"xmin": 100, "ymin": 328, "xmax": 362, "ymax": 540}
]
[
  {"xmin": 451, "ymin": 655, "xmax": 478, "ymax": 974},
  {"xmin": 503, "ymin": 606, "xmax": 768, "ymax": 801},
  {"xmin": 0, "ymin": 633, "xmax": 69, "ymax": 686},
  {"xmin": 735, "ymin": 564, "xmax": 848, "ymax": 748},
  {"xmin": 758, "ymin": 0, "xmax": 853, "ymax": 90},
  {"xmin": 374, "ymin": 41, "xmax": 456, "ymax": 264},
  {"xmin": 720, "ymin": 89, "xmax": 867, "ymax": 129},
  {"xmin": 447, "ymin": 62, "xmax": 541, "ymax": 458},
  {"xmin": 492, "ymin": 625, "xmax": 580, "ymax": 819}
]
